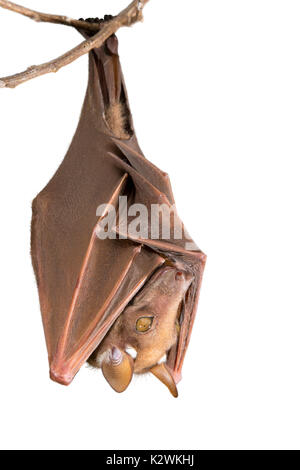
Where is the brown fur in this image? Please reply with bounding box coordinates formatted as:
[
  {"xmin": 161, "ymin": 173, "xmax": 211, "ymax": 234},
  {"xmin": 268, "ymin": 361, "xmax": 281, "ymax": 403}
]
[
  {"xmin": 105, "ymin": 102, "xmax": 130, "ymax": 140},
  {"xmin": 89, "ymin": 266, "xmax": 193, "ymax": 374}
]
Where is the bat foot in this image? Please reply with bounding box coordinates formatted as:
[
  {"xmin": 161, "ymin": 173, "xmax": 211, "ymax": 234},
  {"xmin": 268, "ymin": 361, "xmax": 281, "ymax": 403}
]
[{"xmin": 78, "ymin": 15, "xmax": 114, "ymax": 24}]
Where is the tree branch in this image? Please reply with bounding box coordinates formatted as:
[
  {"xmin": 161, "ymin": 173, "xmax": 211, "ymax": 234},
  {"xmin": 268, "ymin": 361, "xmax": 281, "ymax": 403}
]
[
  {"xmin": 0, "ymin": 0, "xmax": 100, "ymax": 32},
  {"xmin": 0, "ymin": 0, "xmax": 150, "ymax": 89}
]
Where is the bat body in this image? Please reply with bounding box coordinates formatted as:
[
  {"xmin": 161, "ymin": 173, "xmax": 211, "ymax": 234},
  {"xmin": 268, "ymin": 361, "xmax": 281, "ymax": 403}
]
[{"xmin": 31, "ymin": 20, "xmax": 206, "ymax": 396}]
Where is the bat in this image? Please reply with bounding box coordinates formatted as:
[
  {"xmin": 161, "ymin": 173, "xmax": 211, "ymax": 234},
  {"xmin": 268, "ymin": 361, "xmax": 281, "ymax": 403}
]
[{"xmin": 31, "ymin": 19, "xmax": 206, "ymax": 397}]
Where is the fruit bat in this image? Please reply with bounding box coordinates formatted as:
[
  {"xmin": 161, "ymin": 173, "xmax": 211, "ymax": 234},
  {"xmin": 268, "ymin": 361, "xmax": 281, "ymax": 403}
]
[{"xmin": 31, "ymin": 18, "xmax": 206, "ymax": 397}]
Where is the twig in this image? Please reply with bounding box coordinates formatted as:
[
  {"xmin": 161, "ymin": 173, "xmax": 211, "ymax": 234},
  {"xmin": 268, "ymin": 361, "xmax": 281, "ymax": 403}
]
[
  {"xmin": 0, "ymin": 0, "xmax": 150, "ymax": 88},
  {"xmin": 0, "ymin": 0, "xmax": 100, "ymax": 32}
]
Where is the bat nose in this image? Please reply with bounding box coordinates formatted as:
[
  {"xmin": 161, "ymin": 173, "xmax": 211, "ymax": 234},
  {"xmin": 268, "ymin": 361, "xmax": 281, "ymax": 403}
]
[{"xmin": 175, "ymin": 271, "xmax": 183, "ymax": 281}]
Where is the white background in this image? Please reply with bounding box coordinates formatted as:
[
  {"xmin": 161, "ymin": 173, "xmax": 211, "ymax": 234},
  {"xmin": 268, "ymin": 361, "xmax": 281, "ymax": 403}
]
[{"xmin": 0, "ymin": 0, "xmax": 299, "ymax": 450}]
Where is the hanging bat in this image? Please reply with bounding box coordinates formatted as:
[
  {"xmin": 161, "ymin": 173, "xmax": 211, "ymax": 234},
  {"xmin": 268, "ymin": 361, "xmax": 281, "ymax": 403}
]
[{"xmin": 31, "ymin": 18, "xmax": 206, "ymax": 397}]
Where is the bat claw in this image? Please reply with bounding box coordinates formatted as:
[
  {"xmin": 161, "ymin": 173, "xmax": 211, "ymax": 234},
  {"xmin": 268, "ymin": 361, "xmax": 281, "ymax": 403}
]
[{"xmin": 110, "ymin": 346, "xmax": 123, "ymax": 365}]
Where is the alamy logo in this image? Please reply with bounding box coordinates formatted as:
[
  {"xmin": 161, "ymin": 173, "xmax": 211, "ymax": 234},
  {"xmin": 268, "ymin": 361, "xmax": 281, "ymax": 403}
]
[{"xmin": 95, "ymin": 196, "xmax": 198, "ymax": 251}]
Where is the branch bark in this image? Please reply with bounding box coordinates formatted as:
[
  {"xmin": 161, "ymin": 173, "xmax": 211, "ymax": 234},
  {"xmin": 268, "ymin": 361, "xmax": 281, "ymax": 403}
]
[
  {"xmin": 0, "ymin": 0, "xmax": 150, "ymax": 89},
  {"xmin": 0, "ymin": 0, "xmax": 100, "ymax": 32}
]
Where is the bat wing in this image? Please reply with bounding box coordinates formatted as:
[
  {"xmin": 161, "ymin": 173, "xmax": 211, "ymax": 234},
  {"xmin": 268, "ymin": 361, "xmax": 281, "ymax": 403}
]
[
  {"xmin": 31, "ymin": 27, "xmax": 205, "ymax": 386},
  {"xmin": 108, "ymin": 149, "xmax": 207, "ymax": 384}
]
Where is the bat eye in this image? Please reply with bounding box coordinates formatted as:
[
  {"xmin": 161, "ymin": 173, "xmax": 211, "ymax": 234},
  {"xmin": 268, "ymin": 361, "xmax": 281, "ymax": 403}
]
[{"xmin": 136, "ymin": 316, "xmax": 154, "ymax": 333}]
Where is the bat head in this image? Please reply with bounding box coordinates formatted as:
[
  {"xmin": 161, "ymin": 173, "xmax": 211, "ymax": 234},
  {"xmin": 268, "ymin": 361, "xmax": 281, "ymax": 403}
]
[{"xmin": 91, "ymin": 266, "xmax": 193, "ymax": 397}]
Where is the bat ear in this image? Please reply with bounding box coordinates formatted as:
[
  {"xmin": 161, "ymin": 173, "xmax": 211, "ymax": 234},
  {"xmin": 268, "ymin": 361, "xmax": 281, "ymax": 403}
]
[
  {"xmin": 150, "ymin": 363, "xmax": 178, "ymax": 398},
  {"xmin": 102, "ymin": 347, "xmax": 134, "ymax": 393}
]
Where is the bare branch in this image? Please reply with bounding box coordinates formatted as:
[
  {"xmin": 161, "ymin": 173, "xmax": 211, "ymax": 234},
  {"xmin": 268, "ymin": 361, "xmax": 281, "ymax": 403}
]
[
  {"xmin": 0, "ymin": 0, "xmax": 100, "ymax": 32},
  {"xmin": 0, "ymin": 0, "xmax": 150, "ymax": 88}
]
